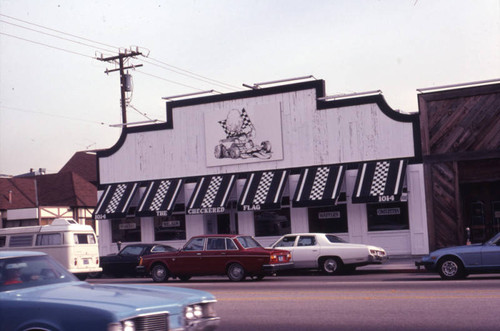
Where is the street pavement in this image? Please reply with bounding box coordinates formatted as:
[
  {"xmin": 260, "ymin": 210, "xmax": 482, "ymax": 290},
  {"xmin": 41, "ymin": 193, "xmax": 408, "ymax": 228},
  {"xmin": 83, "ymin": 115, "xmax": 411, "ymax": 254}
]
[{"xmin": 357, "ymin": 255, "xmax": 424, "ymax": 273}]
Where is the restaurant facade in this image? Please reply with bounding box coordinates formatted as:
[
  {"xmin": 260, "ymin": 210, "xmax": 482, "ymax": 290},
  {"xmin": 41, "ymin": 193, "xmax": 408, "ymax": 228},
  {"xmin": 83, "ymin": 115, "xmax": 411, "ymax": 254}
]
[{"xmin": 95, "ymin": 79, "xmax": 429, "ymax": 256}]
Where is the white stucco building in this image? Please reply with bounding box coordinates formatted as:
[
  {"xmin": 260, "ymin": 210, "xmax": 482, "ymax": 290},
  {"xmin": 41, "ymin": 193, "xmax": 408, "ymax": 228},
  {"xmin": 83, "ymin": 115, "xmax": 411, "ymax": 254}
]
[{"xmin": 95, "ymin": 79, "xmax": 428, "ymax": 256}]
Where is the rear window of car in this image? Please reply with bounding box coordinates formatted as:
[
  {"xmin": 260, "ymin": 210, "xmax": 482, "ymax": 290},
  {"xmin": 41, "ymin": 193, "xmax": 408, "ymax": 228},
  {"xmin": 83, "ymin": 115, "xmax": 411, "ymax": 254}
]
[
  {"xmin": 325, "ymin": 235, "xmax": 347, "ymax": 243},
  {"xmin": 74, "ymin": 233, "xmax": 96, "ymax": 244},
  {"xmin": 236, "ymin": 236, "xmax": 261, "ymax": 249}
]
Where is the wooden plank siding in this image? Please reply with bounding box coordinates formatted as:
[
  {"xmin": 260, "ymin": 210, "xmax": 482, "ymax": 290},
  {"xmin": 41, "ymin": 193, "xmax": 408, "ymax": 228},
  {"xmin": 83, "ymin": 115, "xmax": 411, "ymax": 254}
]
[{"xmin": 419, "ymin": 83, "xmax": 500, "ymax": 249}]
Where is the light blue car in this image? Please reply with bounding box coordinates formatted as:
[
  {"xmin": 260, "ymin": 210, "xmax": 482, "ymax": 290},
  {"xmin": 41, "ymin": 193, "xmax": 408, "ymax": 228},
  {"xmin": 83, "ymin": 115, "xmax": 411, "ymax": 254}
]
[
  {"xmin": 0, "ymin": 251, "xmax": 220, "ymax": 331},
  {"xmin": 416, "ymin": 232, "xmax": 500, "ymax": 280}
]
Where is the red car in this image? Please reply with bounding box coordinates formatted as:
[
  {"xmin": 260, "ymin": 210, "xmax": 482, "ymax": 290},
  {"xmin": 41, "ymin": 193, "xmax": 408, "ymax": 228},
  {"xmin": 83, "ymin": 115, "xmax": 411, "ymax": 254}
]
[{"xmin": 137, "ymin": 234, "xmax": 293, "ymax": 282}]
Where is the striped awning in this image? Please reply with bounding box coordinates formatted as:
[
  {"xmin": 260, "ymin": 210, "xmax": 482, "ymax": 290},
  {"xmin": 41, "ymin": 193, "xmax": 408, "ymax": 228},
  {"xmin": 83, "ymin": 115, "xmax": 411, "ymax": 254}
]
[
  {"xmin": 292, "ymin": 165, "xmax": 345, "ymax": 207},
  {"xmin": 136, "ymin": 179, "xmax": 183, "ymax": 217},
  {"xmin": 187, "ymin": 174, "xmax": 236, "ymax": 215},
  {"xmin": 238, "ymin": 170, "xmax": 289, "ymax": 211},
  {"xmin": 352, "ymin": 159, "xmax": 407, "ymax": 204},
  {"xmin": 94, "ymin": 183, "xmax": 139, "ymax": 220}
]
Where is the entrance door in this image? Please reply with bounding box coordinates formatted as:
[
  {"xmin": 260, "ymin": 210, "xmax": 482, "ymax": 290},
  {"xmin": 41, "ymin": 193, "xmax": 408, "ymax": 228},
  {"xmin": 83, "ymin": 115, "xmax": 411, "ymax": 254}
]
[{"xmin": 461, "ymin": 181, "xmax": 500, "ymax": 242}]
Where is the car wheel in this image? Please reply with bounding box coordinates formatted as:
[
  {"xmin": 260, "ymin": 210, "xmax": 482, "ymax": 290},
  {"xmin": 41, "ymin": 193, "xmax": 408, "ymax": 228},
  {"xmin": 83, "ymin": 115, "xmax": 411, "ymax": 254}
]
[
  {"xmin": 321, "ymin": 257, "xmax": 342, "ymax": 275},
  {"xmin": 438, "ymin": 257, "xmax": 466, "ymax": 280},
  {"xmin": 227, "ymin": 263, "xmax": 246, "ymax": 281},
  {"xmin": 151, "ymin": 264, "xmax": 170, "ymax": 282}
]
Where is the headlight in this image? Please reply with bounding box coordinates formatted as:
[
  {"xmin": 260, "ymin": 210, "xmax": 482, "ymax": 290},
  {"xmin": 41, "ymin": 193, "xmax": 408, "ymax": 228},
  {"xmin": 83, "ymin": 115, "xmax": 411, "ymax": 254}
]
[
  {"xmin": 185, "ymin": 302, "xmax": 217, "ymax": 324},
  {"xmin": 107, "ymin": 320, "xmax": 135, "ymax": 331}
]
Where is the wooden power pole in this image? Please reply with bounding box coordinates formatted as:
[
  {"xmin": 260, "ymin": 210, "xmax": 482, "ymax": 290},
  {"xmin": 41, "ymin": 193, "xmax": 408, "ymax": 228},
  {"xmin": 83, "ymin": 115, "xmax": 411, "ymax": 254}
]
[{"xmin": 97, "ymin": 50, "xmax": 143, "ymax": 126}]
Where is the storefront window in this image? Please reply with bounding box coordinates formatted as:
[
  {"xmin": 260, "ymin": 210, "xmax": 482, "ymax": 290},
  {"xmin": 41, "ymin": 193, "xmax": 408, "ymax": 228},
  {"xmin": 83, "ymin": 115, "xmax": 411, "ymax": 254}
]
[
  {"xmin": 308, "ymin": 205, "xmax": 348, "ymax": 233},
  {"xmin": 366, "ymin": 202, "xmax": 409, "ymax": 231},
  {"xmin": 154, "ymin": 214, "xmax": 186, "ymax": 241},
  {"xmin": 254, "ymin": 209, "xmax": 291, "ymax": 237},
  {"xmin": 111, "ymin": 218, "xmax": 141, "ymax": 242}
]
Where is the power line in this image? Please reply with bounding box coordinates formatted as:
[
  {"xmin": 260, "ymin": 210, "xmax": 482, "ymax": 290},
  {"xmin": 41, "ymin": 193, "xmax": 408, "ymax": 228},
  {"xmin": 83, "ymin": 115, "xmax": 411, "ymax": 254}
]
[
  {"xmin": 0, "ymin": 13, "xmax": 119, "ymax": 50},
  {"xmin": 0, "ymin": 19, "xmax": 116, "ymax": 54},
  {"xmin": 0, "ymin": 105, "xmax": 110, "ymax": 126},
  {"xmin": 0, "ymin": 32, "xmax": 94, "ymax": 59}
]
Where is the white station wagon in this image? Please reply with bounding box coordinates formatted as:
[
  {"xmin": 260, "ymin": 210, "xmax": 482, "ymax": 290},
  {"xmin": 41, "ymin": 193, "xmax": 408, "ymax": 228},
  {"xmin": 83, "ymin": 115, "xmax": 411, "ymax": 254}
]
[{"xmin": 270, "ymin": 233, "xmax": 388, "ymax": 274}]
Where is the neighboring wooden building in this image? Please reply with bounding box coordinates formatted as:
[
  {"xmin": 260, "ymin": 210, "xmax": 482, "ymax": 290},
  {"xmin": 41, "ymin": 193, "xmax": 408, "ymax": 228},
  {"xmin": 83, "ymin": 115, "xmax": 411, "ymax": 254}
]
[
  {"xmin": 419, "ymin": 81, "xmax": 500, "ymax": 250},
  {"xmin": 95, "ymin": 79, "xmax": 429, "ymax": 256}
]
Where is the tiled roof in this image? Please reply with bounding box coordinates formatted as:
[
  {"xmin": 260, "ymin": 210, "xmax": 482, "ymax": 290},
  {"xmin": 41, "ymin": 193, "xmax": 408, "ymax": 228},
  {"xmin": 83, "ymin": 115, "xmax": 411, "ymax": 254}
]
[
  {"xmin": 36, "ymin": 172, "xmax": 96, "ymax": 206},
  {"xmin": 0, "ymin": 177, "xmax": 37, "ymax": 209},
  {"xmin": 59, "ymin": 151, "xmax": 97, "ymax": 185}
]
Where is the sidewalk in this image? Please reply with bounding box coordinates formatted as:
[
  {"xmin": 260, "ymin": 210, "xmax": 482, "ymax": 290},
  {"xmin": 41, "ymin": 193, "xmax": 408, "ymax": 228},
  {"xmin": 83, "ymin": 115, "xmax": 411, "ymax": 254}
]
[{"xmin": 357, "ymin": 255, "xmax": 423, "ymax": 273}]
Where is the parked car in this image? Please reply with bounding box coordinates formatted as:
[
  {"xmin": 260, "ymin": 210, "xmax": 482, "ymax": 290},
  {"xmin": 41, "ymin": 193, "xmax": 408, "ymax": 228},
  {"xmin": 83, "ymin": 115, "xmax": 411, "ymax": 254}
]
[
  {"xmin": 415, "ymin": 232, "xmax": 500, "ymax": 280},
  {"xmin": 137, "ymin": 234, "xmax": 293, "ymax": 282},
  {"xmin": 0, "ymin": 251, "xmax": 220, "ymax": 331},
  {"xmin": 270, "ymin": 233, "xmax": 388, "ymax": 274},
  {"xmin": 93, "ymin": 243, "xmax": 176, "ymax": 278}
]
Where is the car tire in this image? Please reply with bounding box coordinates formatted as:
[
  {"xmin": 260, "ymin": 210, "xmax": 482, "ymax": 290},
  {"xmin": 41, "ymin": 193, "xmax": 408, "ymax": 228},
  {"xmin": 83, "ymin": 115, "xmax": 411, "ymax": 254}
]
[
  {"xmin": 321, "ymin": 257, "xmax": 342, "ymax": 275},
  {"xmin": 438, "ymin": 257, "xmax": 466, "ymax": 280},
  {"xmin": 227, "ymin": 263, "xmax": 246, "ymax": 281},
  {"xmin": 151, "ymin": 264, "xmax": 170, "ymax": 282}
]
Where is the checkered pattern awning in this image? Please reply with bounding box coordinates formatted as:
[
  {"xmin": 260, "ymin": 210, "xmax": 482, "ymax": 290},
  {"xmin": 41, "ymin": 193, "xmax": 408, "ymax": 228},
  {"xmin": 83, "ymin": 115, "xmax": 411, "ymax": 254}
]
[
  {"xmin": 238, "ymin": 170, "xmax": 289, "ymax": 211},
  {"xmin": 187, "ymin": 174, "xmax": 237, "ymax": 214},
  {"xmin": 94, "ymin": 182, "xmax": 139, "ymax": 219},
  {"xmin": 292, "ymin": 165, "xmax": 345, "ymax": 207},
  {"xmin": 352, "ymin": 159, "xmax": 407, "ymax": 204},
  {"xmin": 136, "ymin": 179, "xmax": 183, "ymax": 217}
]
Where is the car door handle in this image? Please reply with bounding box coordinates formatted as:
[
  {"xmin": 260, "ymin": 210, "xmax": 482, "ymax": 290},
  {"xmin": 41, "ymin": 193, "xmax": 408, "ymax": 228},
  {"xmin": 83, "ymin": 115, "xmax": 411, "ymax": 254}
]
[{"xmin": 196, "ymin": 253, "xmax": 202, "ymax": 256}]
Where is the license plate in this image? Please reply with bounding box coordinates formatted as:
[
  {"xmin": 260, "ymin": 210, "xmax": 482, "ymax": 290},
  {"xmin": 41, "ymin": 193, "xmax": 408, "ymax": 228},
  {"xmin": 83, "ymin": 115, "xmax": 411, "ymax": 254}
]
[
  {"xmin": 278, "ymin": 256, "xmax": 284, "ymax": 262},
  {"xmin": 83, "ymin": 259, "xmax": 89, "ymax": 265}
]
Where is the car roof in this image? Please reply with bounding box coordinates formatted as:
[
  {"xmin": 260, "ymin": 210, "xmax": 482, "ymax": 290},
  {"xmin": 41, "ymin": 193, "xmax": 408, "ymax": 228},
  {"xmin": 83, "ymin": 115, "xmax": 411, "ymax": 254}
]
[
  {"xmin": 191, "ymin": 234, "xmax": 242, "ymax": 238},
  {"xmin": 0, "ymin": 251, "xmax": 47, "ymax": 259}
]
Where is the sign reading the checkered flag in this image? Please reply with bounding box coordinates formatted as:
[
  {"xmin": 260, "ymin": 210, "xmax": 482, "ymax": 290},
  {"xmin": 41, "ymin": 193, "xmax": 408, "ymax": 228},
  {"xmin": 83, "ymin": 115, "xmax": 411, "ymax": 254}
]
[
  {"xmin": 238, "ymin": 170, "xmax": 289, "ymax": 211},
  {"xmin": 204, "ymin": 103, "xmax": 284, "ymax": 167},
  {"xmin": 136, "ymin": 179, "xmax": 183, "ymax": 217},
  {"xmin": 187, "ymin": 174, "xmax": 236, "ymax": 215},
  {"xmin": 292, "ymin": 165, "xmax": 345, "ymax": 207},
  {"xmin": 352, "ymin": 159, "xmax": 407, "ymax": 203},
  {"xmin": 94, "ymin": 183, "xmax": 139, "ymax": 220}
]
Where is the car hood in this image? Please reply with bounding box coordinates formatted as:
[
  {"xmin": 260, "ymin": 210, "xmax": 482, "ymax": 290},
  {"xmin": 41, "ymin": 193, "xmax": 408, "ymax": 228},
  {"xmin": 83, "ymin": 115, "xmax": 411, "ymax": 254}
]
[
  {"xmin": 4, "ymin": 282, "xmax": 215, "ymax": 320},
  {"xmin": 430, "ymin": 243, "xmax": 483, "ymax": 255}
]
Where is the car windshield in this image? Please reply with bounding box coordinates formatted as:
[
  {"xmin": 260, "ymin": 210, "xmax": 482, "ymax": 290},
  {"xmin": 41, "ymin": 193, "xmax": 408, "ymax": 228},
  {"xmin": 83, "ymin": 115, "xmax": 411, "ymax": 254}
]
[
  {"xmin": 486, "ymin": 232, "xmax": 500, "ymax": 245},
  {"xmin": 325, "ymin": 235, "xmax": 347, "ymax": 243},
  {"xmin": 0, "ymin": 255, "xmax": 77, "ymax": 292},
  {"xmin": 236, "ymin": 236, "xmax": 262, "ymax": 249}
]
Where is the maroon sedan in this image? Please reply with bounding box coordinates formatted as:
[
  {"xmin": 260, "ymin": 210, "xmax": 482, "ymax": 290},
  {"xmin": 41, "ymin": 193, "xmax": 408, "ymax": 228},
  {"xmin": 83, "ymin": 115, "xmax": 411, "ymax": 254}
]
[{"xmin": 137, "ymin": 234, "xmax": 293, "ymax": 282}]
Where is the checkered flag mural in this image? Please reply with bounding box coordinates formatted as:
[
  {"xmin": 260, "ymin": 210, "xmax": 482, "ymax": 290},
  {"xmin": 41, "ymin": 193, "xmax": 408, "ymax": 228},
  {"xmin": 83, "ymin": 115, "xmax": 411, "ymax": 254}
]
[
  {"xmin": 136, "ymin": 179, "xmax": 183, "ymax": 217},
  {"xmin": 187, "ymin": 175, "xmax": 236, "ymax": 214},
  {"xmin": 94, "ymin": 183, "xmax": 139, "ymax": 219},
  {"xmin": 218, "ymin": 108, "xmax": 253, "ymax": 137},
  {"xmin": 293, "ymin": 165, "xmax": 345, "ymax": 207},
  {"xmin": 352, "ymin": 159, "xmax": 407, "ymax": 203},
  {"xmin": 239, "ymin": 170, "xmax": 289, "ymax": 211}
]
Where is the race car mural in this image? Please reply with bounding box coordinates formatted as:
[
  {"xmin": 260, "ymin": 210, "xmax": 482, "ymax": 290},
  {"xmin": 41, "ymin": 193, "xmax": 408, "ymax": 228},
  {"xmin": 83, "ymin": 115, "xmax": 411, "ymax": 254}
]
[{"xmin": 214, "ymin": 108, "xmax": 272, "ymax": 160}]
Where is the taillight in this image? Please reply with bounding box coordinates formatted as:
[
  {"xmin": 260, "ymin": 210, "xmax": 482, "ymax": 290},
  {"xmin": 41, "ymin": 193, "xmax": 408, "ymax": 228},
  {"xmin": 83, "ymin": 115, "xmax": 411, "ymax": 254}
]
[
  {"xmin": 96, "ymin": 258, "xmax": 99, "ymax": 265},
  {"xmin": 74, "ymin": 258, "xmax": 78, "ymax": 266}
]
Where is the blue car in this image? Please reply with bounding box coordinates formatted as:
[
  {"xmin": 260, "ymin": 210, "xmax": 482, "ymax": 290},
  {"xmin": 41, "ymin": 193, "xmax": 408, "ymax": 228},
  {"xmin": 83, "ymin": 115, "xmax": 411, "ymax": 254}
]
[
  {"xmin": 416, "ymin": 232, "xmax": 500, "ymax": 280},
  {"xmin": 0, "ymin": 251, "xmax": 220, "ymax": 331}
]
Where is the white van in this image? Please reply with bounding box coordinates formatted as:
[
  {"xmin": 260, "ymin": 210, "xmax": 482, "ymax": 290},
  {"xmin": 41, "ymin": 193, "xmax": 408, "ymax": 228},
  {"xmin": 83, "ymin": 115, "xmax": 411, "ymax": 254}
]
[{"xmin": 0, "ymin": 218, "xmax": 101, "ymax": 279}]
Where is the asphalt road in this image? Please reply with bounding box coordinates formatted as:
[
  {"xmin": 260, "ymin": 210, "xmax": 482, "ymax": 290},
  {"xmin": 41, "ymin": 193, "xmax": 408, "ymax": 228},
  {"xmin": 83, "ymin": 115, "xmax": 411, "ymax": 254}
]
[{"xmin": 89, "ymin": 272, "xmax": 500, "ymax": 331}]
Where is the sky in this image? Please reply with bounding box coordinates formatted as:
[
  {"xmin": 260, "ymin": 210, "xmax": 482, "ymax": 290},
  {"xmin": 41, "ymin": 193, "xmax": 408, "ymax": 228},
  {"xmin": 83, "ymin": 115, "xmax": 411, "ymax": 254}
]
[{"xmin": 0, "ymin": 0, "xmax": 499, "ymax": 176}]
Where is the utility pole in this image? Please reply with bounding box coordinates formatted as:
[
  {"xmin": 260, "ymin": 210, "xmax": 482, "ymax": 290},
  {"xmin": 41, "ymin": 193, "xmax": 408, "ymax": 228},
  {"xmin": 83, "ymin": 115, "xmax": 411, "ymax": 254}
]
[{"xmin": 97, "ymin": 50, "xmax": 143, "ymax": 126}]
